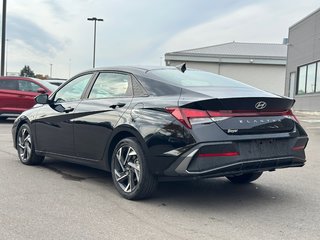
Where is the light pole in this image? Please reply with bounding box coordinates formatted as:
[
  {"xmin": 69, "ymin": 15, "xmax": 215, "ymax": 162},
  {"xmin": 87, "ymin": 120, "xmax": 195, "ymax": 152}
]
[
  {"xmin": 5, "ymin": 39, "xmax": 8, "ymax": 76},
  {"xmin": 1, "ymin": 0, "xmax": 7, "ymax": 76},
  {"xmin": 68, "ymin": 58, "xmax": 71, "ymax": 78},
  {"xmin": 87, "ymin": 17, "xmax": 103, "ymax": 68},
  {"xmin": 50, "ymin": 64, "xmax": 52, "ymax": 78}
]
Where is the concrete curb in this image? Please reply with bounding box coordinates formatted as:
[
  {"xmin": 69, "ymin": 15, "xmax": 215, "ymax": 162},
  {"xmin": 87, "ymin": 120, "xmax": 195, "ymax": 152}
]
[{"xmin": 294, "ymin": 111, "xmax": 320, "ymax": 116}]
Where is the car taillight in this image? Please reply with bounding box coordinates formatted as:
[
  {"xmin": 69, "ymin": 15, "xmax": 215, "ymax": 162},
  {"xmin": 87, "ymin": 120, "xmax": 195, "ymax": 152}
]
[
  {"xmin": 165, "ymin": 107, "xmax": 212, "ymax": 129},
  {"xmin": 166, "ymin": 107, "xmax": 299, "ymax": 129},
  {"xmin": 208, "ymin": 109, "xmax": 300, "ymax": 122},
  {"xmin": 285, "ymin": 110, "xmax": 300, "ymax": 123}
]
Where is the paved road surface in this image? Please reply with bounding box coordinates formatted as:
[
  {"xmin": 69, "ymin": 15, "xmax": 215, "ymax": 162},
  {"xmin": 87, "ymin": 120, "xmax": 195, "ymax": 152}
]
[{"xmin": 0, "ymin": 113, "xmax": 319, "ymax": 240}]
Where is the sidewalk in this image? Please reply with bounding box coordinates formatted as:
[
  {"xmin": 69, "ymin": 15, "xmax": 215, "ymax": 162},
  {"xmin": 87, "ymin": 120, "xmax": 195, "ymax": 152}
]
[{"xmin": 294, "ymin": 111, "xmax": 320, "ymax": 117}]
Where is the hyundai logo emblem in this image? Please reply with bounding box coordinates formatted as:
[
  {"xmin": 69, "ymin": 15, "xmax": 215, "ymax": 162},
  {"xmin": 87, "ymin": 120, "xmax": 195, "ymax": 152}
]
[{"xmin": 255, "ymin": 101, "xmax": 267, "ymax": 110}]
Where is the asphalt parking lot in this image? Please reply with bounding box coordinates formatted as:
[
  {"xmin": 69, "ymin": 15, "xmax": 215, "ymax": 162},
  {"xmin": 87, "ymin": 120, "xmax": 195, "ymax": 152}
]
[{"xmin": 0, "ymin": 112, "xmax": 319, "ymax": 240}]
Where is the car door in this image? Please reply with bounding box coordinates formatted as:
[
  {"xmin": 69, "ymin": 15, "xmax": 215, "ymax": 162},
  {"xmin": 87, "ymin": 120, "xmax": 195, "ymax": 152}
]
[
  {"xmin": 0, "ymin": 79, "xmax": 48, "ymax": 113},
  {"xmin": 16, "ymin": 80, "xmax": 45, "ymax": 111},
  {"xmin": 0, "ymin": 79, "xmax": 20, "ymax": 113},
  {"xmin": 35, "ymin": 73, "xmax": 94, "ymax": 156},
  {"xmin": 73, "ymin": 72, "xmax": 133, "ymax": 161}
]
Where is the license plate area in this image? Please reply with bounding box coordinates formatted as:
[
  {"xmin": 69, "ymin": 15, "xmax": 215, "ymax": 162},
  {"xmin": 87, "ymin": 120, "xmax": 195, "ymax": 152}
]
[{"xmin": 239, "ymin": 139, "xmax": 289, "ymax": 159}]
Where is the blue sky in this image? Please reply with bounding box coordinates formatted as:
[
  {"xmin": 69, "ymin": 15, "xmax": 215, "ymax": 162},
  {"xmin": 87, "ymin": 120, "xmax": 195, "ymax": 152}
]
[{"xmin": 2, "ymin": 0, "xmax": 320, "ymax": 78}]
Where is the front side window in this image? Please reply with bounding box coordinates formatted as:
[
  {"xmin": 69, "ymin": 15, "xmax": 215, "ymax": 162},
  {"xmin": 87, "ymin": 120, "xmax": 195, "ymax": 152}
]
[
  {"xmin": 18, "ymin": 80, "xmax": 41, "ymax": 92},
  {"xmin": 54, "ymin": 74, "xmax": 92, "ymax": 102},
  {"xmin": 89, "ymin": 72, "xmax": 132, "ymax": 99}
]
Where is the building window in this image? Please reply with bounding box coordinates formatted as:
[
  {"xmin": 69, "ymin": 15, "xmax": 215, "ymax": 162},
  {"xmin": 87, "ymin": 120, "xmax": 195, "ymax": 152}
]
[
  {"xmin": 297, "ymin": 66, "xmax": 306, "ymax": 94},
  {"xmin": 297, "ymin": 60, "xmax": 320, "ymax": 95},
  {"xmin": 316, "ymin": 62, "xmax": 320, "ymax": 93},
  {"xmin": 306, "ymin": 63, "xmax": 316, "ymax": 93}
]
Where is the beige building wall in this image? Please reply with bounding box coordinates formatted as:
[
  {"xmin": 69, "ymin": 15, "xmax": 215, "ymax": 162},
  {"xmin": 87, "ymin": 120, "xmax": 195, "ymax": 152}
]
[
  {"xmin": 167, "ymin": 60, "xmax": 286, "ymax": 96},
  {"xmin": 219, "ymin": 64, "xmax": 286, "ymax": 95}
]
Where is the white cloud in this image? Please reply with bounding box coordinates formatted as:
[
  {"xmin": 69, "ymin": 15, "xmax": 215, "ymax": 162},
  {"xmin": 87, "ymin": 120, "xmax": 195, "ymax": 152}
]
[
  {"xmin": 162, "ymin": 1, "xmax": 320, "ymax": 52},
  {"xmin": 4, "ymin": 0, "xmax": 320, "ymax": 78}
]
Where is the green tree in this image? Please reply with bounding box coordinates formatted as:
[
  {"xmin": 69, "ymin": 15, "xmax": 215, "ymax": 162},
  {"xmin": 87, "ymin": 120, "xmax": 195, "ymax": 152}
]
[{"xmin": 20, "ymin": 65, "xmax": 35, "ymax": 77}]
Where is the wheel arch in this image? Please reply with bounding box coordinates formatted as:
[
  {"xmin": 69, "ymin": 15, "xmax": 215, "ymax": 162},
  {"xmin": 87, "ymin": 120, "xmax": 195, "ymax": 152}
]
[
  {"xmin": 13, "ymin": 116, "xmax": 31, "ymax": 149},
  {"xmin": 104, "ymin": 125, "xmax": 149, "ymax": 171}
]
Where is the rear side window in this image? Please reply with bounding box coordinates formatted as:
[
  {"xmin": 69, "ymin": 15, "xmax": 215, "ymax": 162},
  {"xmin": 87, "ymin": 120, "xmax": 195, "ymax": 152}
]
[
  {"xmin": 150, "ymin": 69, "xmax": 249, "ymax": 88},
  {"xmin": 0, "ymin": 80, "xmax": 18, "ymax": 90},
  {"xmin": 18, "ymin": 80, "xmax": 41, "ymax": 92},
  {"xmin": 89, "ymin": 72, "xmax": 132, "ymax": 99}
]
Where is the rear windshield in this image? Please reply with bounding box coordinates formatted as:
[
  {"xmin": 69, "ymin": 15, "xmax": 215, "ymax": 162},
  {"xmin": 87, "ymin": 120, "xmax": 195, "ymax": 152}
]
[{"xmin": 150, "ymin": 69, "xmax": 249, "ymax": 88}]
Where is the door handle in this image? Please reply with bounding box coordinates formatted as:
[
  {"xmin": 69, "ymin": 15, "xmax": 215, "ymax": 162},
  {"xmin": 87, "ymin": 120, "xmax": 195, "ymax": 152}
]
[
  {"xmin": 64, "ymin": 107, "xmax": 74, "ymax": 113},
  {"xmin": 109, "ymin": 102, "xmax": 126, "ymax": 109}
]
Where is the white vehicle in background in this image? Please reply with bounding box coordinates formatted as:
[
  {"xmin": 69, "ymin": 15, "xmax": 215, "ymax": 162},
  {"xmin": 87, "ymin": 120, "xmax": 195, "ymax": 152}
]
[{"xmin": 44, "ymin": 78, "xmax": 66, "ymax": 86}]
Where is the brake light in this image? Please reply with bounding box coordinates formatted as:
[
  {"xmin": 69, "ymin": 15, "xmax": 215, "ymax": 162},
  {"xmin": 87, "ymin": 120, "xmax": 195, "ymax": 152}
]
[
  {"xmin": 166, "ymin": 107, "xmax": 299, "ymax": 129},
  {"xmin": 207, "ymin": 109, "xmax": 297, "ymax": 117},
  {"xmin": 165, "ymin": 107, "xmax": 211, "ymax": 129},
  {"xmin": 286, "ymin": 110, "xmax": 300, "ymax": 123}
]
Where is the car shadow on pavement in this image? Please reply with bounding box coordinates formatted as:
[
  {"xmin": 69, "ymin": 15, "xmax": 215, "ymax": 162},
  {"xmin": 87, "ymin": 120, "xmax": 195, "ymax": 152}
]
[
  {"xmin": 42, "ymin": 158, "xmax": 110, "ymax": 183},
  {"xmin": 151, "ymin": 178, "xmax": 289, "ymax": 209},
  {"xmin": 41, "ymin": 158, "xmax": 298, "ymax": 210},
  {"xmin": 0, "ymin": 119, "xmax": 14, "ymax": 124}
]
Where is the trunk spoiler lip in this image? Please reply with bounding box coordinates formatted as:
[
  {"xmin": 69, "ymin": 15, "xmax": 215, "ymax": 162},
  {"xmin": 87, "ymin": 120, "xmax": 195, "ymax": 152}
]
[{"xmin": 178, "ymin": 94, "xmax": 295, "ymax": 112}]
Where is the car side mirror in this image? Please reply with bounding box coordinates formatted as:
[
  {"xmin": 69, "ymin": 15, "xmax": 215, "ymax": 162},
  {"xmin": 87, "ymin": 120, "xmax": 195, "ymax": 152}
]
[
  {"xmin": 35, "ymin": 94, "xmax": 49, "ymax": 104},
  {"xmin": 37, "ymin": 88, "xmax": 47, "ymax": 94}
]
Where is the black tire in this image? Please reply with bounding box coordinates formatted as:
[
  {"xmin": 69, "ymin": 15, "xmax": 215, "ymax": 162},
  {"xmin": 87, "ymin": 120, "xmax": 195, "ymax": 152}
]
[
  {"xmin": 226, "ymin": 172, "xmax": 263, "ymax": 184},
  {"xmin": 16, "ymin": 123, "xmax": 44, "ymax": 165},
  {"xmin": 111, "ymin": 137, "xmax": 157, "ymax": 200}
]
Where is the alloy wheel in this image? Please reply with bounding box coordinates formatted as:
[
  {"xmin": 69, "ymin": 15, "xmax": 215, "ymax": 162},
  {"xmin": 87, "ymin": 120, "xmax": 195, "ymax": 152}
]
[
  {"xmin": 114, "ymin": 146, "xmax": 141, "ymax": 193},
  {"xmin": 18, "ymin": 128, "xmax": 32, "ymax": 162}
]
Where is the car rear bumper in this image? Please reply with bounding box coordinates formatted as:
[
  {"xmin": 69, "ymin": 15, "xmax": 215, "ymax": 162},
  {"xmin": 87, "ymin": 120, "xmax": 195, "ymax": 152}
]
[{"xmin": 163, "ymin": 136, "xmax": 308, "ymax": 178}]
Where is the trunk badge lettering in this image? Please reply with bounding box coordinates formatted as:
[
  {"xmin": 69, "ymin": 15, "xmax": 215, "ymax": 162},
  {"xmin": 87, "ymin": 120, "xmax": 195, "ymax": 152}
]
[
  {"xmin": 227, "ymin": 129, "xmax": 238, "ymax": 133},
  {"xmin": 255, "ymin": 101, "xmax": 267, "ymax": 110},
  {"xmin": 238, "ymin": 118, "xmax": 282, "ymax": 124}
]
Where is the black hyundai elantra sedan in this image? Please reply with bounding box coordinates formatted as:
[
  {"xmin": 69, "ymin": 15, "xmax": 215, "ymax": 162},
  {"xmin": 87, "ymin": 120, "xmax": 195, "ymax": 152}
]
[{"xmin": 12, "ymin": 66, "xmax": 308, "ymax": 200}]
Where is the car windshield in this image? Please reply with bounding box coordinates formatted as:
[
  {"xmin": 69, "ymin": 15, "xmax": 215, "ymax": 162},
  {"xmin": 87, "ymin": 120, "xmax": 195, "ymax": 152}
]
[
  {"xmin": 32, "ymin": 78, "xmax": 58, "ymax": 91},
  {"xmin": 150, "ymin": 69, "xmax": 250, "ymax": 88}
]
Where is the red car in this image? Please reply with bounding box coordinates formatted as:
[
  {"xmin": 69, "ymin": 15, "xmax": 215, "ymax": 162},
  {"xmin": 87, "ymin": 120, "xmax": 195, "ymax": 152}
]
[{"xmin": 0, "ymin": 76, "xmax": 57, "ymax": 120}]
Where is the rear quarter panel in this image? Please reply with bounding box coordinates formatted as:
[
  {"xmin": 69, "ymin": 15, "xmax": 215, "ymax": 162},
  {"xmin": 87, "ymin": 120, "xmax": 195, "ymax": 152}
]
[{"xmin": 125, "ymin": 97, "xmax": 196, "ymax": 173}]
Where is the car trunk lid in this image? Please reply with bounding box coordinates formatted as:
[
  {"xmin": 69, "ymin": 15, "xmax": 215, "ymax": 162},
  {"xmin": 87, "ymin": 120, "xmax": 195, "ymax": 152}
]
[{"xmin": 170, "ymin": 87, "xmax": 297, "ymax": 134}]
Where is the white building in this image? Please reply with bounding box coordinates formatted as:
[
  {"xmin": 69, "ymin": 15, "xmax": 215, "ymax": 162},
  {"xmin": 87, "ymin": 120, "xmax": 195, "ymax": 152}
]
[
  {"xmin": 165, "ymin": 41, "xmax": 287, "ymax": 95},
  {"xmin": 285, "ymin": 8, "xmax": 320, "ymax": 111}
]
